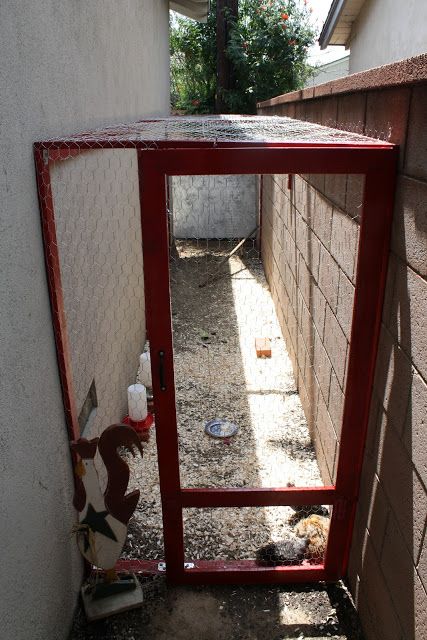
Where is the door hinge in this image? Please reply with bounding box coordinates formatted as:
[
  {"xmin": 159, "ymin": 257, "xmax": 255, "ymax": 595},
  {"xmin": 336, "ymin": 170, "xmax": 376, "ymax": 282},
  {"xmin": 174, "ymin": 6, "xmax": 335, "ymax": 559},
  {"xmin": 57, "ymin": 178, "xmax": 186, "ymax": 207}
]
[{"xmin": 157, "ymin": 562, "xmax": 195, "ymax": 572}]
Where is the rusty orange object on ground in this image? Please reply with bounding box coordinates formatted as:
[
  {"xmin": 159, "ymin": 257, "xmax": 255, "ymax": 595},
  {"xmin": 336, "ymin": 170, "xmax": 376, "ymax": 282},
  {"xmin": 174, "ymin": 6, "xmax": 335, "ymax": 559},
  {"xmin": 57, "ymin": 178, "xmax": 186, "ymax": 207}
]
[{"xmin": 255, "ymin": 337, "xmax": 272, "ymax": 358}]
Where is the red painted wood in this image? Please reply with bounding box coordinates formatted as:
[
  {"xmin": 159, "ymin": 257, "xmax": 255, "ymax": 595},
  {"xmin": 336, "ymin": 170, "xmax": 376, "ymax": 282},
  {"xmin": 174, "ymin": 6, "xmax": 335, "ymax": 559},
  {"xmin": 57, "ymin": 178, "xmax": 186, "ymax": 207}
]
[
  {"xmin": 115, "ymin": 559, "xmax": 163, "ymax": 575},
  {"xmin": 137, "ymin": 144, "xmax": 397, "ymax": 584},
  {"xmin": 116, "ymin": 558, "xmax": 328, "ymax": 584},
  {"xmin": 48, "ymin": 148, "xmax": 82, "ymax": 162},
  {"xmin": 180, "ymin": 486, "xmax": 336, "ymax": 508},
  {"xmin": 35, "ymin": 135, "xmax": 397, "ymax": 586},
  {"xmin": 34, "ymin": 149, "xmax": 79, "ymax": 441},
  {"xmin": 178, "ymin": 561, "xmax": 328, "ymax": 585},
  {"xmin": 257, "ymin": 174, "xmax": 263, "ymax": 251},
  {"xmin": 144, "ymin": 146, "xmax": 396, "ymax": 176},
  {"xmin": 325, "ymin": 155, "xmax": 398, "ymax": 577},
  {"xmin": 137, "ymin": 151, "xmax": 185, "ymax": 583},
  {"xmin": 34, "ymin": 139, "xmax": 394, "ymax": 152}
]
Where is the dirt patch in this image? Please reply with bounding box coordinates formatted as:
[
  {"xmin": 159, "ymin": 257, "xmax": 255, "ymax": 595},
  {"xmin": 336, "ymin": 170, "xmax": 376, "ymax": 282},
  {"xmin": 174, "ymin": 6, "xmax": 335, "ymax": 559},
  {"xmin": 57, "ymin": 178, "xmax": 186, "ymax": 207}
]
[{"xmin": 70, "ymin": 578, "xmax": 365, "ymax": 640}]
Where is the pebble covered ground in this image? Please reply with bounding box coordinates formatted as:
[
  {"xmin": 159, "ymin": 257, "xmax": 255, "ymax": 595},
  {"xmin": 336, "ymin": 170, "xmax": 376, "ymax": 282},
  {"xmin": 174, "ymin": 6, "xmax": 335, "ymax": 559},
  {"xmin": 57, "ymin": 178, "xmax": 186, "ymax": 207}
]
[
  {"xmin": 123, "ymin": 241, "xmax": 327, "ymax": 564},
  {"xmin": 69, "ymin": 241, "xmax": 365, "ymax": 639}
]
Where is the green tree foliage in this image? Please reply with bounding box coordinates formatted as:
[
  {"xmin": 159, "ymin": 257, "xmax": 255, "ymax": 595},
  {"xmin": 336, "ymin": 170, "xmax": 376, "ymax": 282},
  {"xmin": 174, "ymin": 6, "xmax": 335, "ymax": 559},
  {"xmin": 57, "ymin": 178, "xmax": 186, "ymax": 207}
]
[{"xmin": 171, "ymin": 0, "xmax": 316, "ymax": 114}]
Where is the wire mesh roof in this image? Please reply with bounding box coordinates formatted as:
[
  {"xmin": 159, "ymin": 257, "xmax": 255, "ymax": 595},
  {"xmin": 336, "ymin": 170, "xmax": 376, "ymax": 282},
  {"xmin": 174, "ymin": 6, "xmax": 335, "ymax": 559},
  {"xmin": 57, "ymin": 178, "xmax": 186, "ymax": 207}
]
[{"xmin": 38, "ymin": 115, "xmax": 391, "ymax": 148}]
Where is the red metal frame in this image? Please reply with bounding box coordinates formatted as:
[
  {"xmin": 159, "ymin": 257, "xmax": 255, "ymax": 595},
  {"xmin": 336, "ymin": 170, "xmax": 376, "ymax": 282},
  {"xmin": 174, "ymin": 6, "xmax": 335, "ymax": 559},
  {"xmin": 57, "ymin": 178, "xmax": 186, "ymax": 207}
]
[
  {"xmin": 34, "ymin": 137, "xmax": 397, "ymax": 585},
  {"xmin": 34, "ymin": 149, "xmax": 80, "ymax": 443}
]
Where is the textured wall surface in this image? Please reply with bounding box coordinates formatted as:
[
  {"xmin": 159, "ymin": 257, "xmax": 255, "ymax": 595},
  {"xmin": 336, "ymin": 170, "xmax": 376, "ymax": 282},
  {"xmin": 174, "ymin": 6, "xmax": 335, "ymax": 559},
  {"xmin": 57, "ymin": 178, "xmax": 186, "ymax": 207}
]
[
  {"xmin": 348, "ymin": 0, "xmax": 427, "ymax": 74},
  {"xmin": 172, "ymin": 175, "xmax": 258, "ymax": 238},
  {"xmin": 261, "ymin": 174, "xmax": 360, "ymax": 485},
  {"xmin": 259, "ymin": 57, "xmax": 427, "ymax": 640},
  {"xmin": 0, "ymin": 1, "xmax": 169, "ymax": 638},
  {"xmin": 306, "ymin": 56, "xmax": 350, "ymax": 88},
  {"xmin": 51, "ymin": 150, "xmax": 145, "ymax": 436}
]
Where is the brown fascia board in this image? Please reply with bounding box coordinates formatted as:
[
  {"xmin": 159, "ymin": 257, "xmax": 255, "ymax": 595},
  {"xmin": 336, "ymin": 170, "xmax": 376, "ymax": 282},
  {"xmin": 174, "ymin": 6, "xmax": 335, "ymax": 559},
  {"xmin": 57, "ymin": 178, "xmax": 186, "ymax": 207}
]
[{"xmin": 257, "ymin": 53, "xmax": 427, "ymax": 108}]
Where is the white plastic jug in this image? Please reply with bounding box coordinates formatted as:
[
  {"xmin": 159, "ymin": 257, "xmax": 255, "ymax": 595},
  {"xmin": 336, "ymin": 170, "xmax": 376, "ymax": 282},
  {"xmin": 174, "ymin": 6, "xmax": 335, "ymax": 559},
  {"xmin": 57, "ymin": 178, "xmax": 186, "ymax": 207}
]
[{"xmin": 139, "ymin": 352, "xmax": 152, "ymax": 388}]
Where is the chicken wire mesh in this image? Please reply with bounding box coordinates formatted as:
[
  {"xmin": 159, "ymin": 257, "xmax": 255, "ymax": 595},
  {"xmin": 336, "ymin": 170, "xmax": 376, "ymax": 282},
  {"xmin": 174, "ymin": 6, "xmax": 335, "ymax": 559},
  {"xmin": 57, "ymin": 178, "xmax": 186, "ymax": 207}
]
[
  {"xmin": 38, "ymin": 114, "xmax": 389, "ymax": 148},
  {"xmin": 35, "ymin": 115, "xmax": 373, "ymax": 568},
  {"xmin": 183, "ymin": 505, "xmax": 332, "ymax": 566},
  {"xmin": 168, "ymin": 172, "xmax": 361, "ymax": 492},
  {"xmin": 49, "ymin": 148, "xmax": 146, "ymax": 437},
  {"xmin": 43, "ymin": 147, "xmax": 166, "ymax": 562}
]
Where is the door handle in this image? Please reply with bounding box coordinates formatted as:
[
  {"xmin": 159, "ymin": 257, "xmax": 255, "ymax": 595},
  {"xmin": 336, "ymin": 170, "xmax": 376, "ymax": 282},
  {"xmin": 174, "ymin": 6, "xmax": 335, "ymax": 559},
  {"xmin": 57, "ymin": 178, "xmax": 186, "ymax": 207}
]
[{"xmin": 159, "ymin": 350, "xmax": 166, "ymax": 391}]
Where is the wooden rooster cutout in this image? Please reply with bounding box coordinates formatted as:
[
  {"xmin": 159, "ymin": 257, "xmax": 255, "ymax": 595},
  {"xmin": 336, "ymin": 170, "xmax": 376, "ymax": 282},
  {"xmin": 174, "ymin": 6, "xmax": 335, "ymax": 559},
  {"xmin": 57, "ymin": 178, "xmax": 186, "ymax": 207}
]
[{"xmin": 70, "ymin": 423, "xmax": 143, "ymax": 580}]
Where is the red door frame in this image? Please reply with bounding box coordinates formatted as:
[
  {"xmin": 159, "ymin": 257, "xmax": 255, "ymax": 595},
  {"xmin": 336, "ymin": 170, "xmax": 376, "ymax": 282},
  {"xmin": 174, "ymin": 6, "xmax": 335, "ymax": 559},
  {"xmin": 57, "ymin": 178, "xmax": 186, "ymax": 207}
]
[{"xmin": 34, "ymin": 141, "xmax": 397, "ymax": 585}]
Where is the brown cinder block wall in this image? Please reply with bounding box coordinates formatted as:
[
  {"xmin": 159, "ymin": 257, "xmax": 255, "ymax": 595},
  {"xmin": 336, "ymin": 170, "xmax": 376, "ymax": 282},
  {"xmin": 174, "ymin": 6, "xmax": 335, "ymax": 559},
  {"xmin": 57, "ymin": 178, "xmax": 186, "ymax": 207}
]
[
  {"xmin": 261, "ymin": 173, "xmax": 357, "ymax": 484},
  {"xmin": 258, "ymin": 54, "xmax": 427, "ymax": 640}
]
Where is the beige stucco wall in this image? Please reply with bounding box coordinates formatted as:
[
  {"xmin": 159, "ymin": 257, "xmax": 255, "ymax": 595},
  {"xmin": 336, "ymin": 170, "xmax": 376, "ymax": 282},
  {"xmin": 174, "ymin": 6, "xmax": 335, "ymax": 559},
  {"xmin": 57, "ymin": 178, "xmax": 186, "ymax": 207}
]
[
  {"xmin": 348, "ymin": 0, "xmax": 427, "ymax": 73},
  {"xmin": 51, "ymin": 149, "xmax": 145, "ymax": 437},
  {"xmin": 0, "ymin": 1, "xmax": 170, "ymax": 638},
  {"xmin": 306, "ymin": 56, "xmax": 350, "ymax": 88},
  {"xmin": 172, "ymin": 175, "xmax": 258, "ymax": 238}
]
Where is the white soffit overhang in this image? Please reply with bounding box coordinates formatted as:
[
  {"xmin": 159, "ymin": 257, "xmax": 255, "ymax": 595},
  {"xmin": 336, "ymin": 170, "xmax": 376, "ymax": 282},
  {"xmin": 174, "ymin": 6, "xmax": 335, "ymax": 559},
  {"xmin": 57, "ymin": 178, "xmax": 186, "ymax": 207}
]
[
  {"xmin": 319, "ymin": 0, "xmax": 366, "ymax": 49},
  {"xmin": 170, "ymin": 0, "xmax": 210, "ymax": 22}
]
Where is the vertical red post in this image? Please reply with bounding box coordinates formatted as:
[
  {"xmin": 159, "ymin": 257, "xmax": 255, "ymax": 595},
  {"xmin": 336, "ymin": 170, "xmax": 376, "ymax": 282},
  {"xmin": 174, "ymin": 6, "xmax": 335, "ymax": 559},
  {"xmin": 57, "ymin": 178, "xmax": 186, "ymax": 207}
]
[
  {"xmin": 257, "ymin": 174, "xmax": 263, "ymax": 251},
  {"xmin": 137, "ymin": 149, "xmax": 185, "ymax": 582},
  {"xmin": 34, "ymin": 147, "xmax": 80, "ymax": 442},
  {"xmin": 325, "ymin": 158, "xmax": 398, "ymax": 578}
]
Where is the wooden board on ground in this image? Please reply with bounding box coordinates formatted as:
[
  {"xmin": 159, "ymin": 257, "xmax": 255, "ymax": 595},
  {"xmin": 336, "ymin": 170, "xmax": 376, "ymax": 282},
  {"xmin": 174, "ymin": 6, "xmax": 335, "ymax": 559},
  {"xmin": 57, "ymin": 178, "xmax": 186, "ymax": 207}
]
[{"xmin": 81, "ymin": 574, "xmax": 143, "ymax": 622}]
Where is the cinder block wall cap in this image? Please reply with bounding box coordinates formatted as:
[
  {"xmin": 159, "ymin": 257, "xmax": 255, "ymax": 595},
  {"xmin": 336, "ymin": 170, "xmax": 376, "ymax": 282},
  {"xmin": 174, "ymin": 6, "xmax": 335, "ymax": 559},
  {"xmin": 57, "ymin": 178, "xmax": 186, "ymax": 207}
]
[{"xmin": 257, "ymin": 53, "xmax": 427, "ymax": 108}]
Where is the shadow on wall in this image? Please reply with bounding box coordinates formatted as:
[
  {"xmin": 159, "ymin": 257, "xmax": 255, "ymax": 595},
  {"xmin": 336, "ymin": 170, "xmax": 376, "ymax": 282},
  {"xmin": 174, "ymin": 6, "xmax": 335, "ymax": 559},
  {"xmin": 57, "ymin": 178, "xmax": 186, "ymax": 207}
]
[
  {"xmin": 258, "ymin": 65, "xmax": 427, "ymax": 640},
  {"xmin": 348, "ymin": 208, "xmax": 417, "ymax": 638}
]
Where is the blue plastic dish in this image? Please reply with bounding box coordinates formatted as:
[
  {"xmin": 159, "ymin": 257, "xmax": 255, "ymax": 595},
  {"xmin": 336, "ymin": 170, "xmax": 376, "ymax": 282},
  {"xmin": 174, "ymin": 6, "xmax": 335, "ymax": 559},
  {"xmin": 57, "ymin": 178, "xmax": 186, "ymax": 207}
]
[{"xmin": 205, "ymin": 419, "xmax": 239, "ymax": 438}]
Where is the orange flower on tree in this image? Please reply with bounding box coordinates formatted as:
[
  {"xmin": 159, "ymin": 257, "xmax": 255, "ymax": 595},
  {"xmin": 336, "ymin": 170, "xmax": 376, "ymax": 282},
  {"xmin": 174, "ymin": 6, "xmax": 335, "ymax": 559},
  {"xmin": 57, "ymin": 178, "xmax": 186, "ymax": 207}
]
[{"xmin": 170, "ymin": 0, "xmax": 316, "ymax": 113}]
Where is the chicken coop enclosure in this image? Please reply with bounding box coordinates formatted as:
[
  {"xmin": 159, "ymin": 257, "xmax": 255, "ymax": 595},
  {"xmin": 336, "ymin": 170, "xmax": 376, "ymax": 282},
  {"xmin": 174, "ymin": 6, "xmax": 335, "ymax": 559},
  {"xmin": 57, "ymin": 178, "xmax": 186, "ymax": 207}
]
[{"xmin": 35, "ymin": 116, "xmax": 397, "ymax": 585}]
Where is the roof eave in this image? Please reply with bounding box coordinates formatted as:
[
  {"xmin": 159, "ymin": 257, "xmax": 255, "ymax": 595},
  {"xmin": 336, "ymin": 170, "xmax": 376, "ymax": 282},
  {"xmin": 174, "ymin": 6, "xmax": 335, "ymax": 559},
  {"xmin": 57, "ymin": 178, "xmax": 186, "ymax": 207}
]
[
  {"xmin": 319, "ymin": 0, "xmax": 348, "ymax": 49},
  {"xmin": 170, "ymin": 0, "xmax": 210, "ymax": 22}
]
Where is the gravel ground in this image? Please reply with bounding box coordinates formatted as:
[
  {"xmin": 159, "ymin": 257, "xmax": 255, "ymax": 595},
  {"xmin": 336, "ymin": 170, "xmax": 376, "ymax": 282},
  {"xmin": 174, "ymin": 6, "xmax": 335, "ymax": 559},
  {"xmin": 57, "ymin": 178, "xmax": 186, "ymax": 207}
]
[
  {"xmin": 123, "ymin": 240, "xmax": 326, "ymax": 563},
  {"xmin": 69, "ymin": 241, "xmax": 365, "ymax": 639}
]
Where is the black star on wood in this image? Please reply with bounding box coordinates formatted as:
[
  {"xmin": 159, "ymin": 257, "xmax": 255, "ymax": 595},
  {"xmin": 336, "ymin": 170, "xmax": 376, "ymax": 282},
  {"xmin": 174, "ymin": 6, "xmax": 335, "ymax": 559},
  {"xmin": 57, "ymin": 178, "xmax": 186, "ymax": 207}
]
[{"xmin": 81, "ymin": 503, "xmax": 118, "ymax": 550}]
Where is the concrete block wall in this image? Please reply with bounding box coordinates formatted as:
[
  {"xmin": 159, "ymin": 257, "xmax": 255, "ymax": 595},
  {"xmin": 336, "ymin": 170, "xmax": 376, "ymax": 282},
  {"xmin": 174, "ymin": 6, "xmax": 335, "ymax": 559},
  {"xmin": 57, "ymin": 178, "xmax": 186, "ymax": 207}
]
[
  {"xmin": 172, "ymin": 175, "xmax": 258, "ymax": 238},
  {"xmin": 261, "ymin": 174, "xmax": 359, "ymax": 485},
  {"xmin": 259, "ymin": 54, "xmax": 427, "ymax": 640}
]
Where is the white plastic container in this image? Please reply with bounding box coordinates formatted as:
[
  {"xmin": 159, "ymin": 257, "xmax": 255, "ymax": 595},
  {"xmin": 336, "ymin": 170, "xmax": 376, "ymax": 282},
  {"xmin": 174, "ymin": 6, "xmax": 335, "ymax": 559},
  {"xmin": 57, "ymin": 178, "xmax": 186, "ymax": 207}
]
[
  {"xmin": 139, "ymin": 352, "xmax": 152, "ymax": 388},
  {"xmin": 127, "ymin": 383, "xmax": 148, "ymax": 422}
]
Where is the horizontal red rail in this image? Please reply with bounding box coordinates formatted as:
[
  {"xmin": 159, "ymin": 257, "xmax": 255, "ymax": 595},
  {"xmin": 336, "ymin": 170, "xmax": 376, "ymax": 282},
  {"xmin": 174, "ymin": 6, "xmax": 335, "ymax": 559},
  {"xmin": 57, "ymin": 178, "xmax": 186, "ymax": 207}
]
[
  {"xmin": 180, "ymin": 486, "xmax": 336, "ymax": 508},
  {"xmin": 48, "ymin": 148, "xmax": 86, "ymax": 162},
  {"xmin": 115, "ymin": 559, "xmax": 331, "ymax": 584},
  {"xmin": 116, "ymin": 559, "xmax": 162, "ymax": 575},
  {"xmin": 181, "ymin": 561, "xmax": 329, "ymax": 585},
  {"xmin": 147, "ymin": 146, "xmax": 396, "ymax": 176},
  {"xmin": 34, "ymin": 139, "xmax": 394, "ymax": 154}
]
